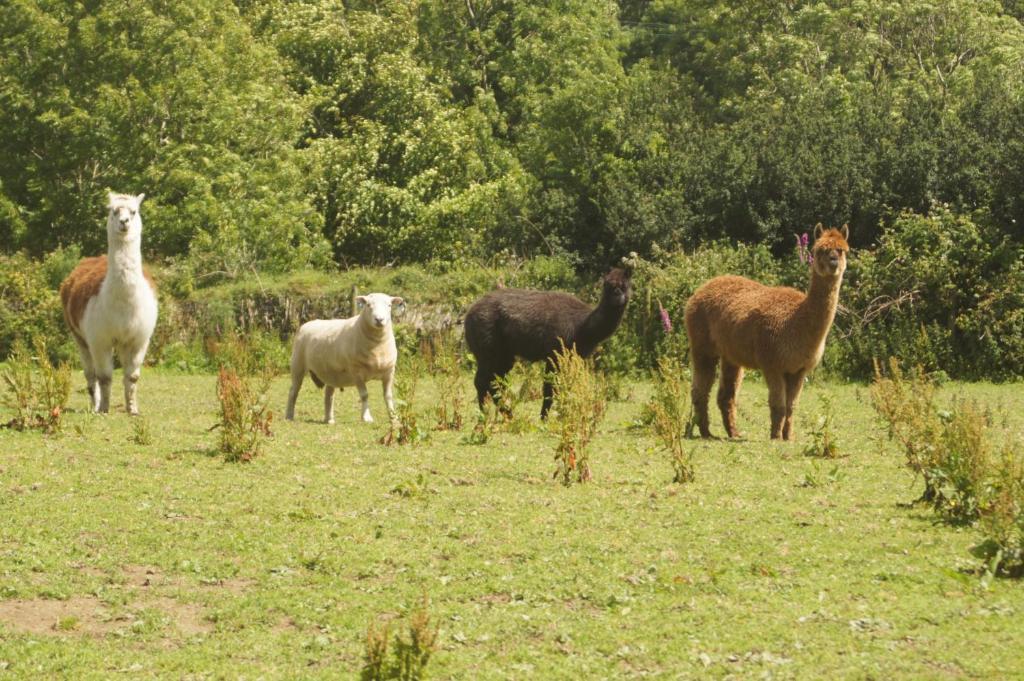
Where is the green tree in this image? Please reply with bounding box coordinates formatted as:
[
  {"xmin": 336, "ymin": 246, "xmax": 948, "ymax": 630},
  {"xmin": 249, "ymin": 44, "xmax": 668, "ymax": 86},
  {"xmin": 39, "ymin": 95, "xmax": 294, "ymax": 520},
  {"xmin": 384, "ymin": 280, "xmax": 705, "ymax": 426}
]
[{"xmin": 0, "ymin": 0, "xmax": 329, "ymax": 273}]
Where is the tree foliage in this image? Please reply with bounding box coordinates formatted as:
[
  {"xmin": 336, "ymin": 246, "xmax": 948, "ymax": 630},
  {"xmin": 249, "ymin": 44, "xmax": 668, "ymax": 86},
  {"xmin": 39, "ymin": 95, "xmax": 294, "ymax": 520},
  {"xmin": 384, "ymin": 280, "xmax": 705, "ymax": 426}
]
[{"xmin": 1, "ymin": 0, "xmax": 1023, "ymax": 271}]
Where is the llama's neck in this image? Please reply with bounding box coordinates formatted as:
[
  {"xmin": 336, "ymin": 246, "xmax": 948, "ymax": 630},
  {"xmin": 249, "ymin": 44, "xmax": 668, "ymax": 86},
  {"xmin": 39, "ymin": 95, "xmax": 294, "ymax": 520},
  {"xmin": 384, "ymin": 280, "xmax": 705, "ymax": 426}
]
[
  {"xmin": 106, "ymin": 238, "xmax": 146, "ymax": 291},
  {"xmin": 578, "ymin": 296, "xmax": 626, "ymax": 349},
  {"xmin": 795, "ymin": 271, "xmax": 843, "ymax": 345}
]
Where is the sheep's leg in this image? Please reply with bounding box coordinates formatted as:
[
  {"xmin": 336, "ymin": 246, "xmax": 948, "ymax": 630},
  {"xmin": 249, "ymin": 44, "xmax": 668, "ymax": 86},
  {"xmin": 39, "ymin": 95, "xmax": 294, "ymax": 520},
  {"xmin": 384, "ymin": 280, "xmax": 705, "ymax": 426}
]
[
  {"xmin": 119, "ymin": 343, "xmax": 149, "ymax": 416},
  {"xmin": 717, "ymin": 360, "xmax": 744, "ymax": 438},
  {"xmin": 690, "ymin": 354, "xmax": 718, "ymax": 438},
  {"xmin": 381, "ymin": 367, "xmax": 397, "ymax": 422},
  {"xmin": 73, "ymin": 336, "xmax": 98, "ymax": 410},
  {"xmin": 285, "ymin": 364, "xmax": 304, "ymax": 421},
  {"xmin": 356, "ymin": 380, "xmax": 373, "ymax": 423},
  {"xmin": 764, "ymin": 371, "xmax": 787, "ymax": 440},
  {"xmin": 323, "ymin": 386, "xmax": 336, "ymax": 424},
  {"xmin": 782, "ymin": 372, "xmax": 805, "ymax": 441},
  {"xmin": 91, "ymin": 344, "xmax": 115, "ymax": 414}
]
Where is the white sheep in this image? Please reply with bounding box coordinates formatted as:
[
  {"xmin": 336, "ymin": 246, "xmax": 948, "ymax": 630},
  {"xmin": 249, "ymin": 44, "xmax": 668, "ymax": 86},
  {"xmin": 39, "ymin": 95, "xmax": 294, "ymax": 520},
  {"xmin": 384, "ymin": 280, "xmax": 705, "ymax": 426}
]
[{"xmin": 285, "ymin": 293, "xmax": 404, "ymax": 424}]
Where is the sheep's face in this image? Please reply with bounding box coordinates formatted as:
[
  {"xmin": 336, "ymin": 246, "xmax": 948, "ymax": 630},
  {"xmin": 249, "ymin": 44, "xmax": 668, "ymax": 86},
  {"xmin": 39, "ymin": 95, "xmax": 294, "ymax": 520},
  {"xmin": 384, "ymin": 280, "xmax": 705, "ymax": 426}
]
[
  {"xmin": 811, "ymin": 223, "xmax": 850, "ymax": 279},
  {"xmin": 356, "ymin": 293, "xmax": 405, "ymax": 329},
  {"xmin": 603, "ymin": 268, "xmax": 632, "ymax": 307},
  {"xmin": 106, "ymin": 192, "xmax": 145, "ymax": 243}
]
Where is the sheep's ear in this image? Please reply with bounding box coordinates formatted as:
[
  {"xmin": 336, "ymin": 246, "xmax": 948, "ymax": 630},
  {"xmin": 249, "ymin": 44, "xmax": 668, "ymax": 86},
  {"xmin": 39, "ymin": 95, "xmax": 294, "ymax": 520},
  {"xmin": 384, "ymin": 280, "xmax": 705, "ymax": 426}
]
[
  {"xmin": 840, "ymin": 223, "xmax": 849, "ymax": 240},
  {"xmin": 391, "ymin": 296, "xmax": 405, "ymax": 313},
  {"xmin": 813, "ymin": 222, "xmax": 824, "ymax": 240},
  {"xmin": 355, "ymin": 295, "xmax": 367, "ymax": 311}
]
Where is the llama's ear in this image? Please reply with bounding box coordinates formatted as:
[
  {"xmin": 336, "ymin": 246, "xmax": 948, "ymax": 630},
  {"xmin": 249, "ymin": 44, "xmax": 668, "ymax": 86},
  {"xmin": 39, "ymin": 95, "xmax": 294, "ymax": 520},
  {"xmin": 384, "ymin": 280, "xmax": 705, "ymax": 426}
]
[
  {"xmin": 135, "ymin": 193, "xmax": 145, "ymax": 205},
  {"xmin": 107, "ymin": 191, "xmax": 118, "ymax": 208},
  {"xmin": 840, "ymin": 223, "xmax": 849, "ymax": 240},
  {"xmin": 813, "ymin": 222, "xmax": 824, "ymax": 240}
]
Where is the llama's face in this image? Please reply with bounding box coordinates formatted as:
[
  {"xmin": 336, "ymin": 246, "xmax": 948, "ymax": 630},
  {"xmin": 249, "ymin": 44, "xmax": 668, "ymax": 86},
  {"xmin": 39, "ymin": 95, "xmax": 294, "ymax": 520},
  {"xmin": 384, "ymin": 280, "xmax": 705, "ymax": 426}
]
[
  {"xmin": 811, "ymin": 224, "xmax": 850, "ymax": 278},
  {"xmin": 603, "ymin": 268, "xmax": 632, "ymax": 307},
  {"xmin": 106, "ymin": 192, "xmax": 145, "ymax": 243},
  {"xmin": 356, "ymin": 293, "xmax": 405, "ymax": 329}
]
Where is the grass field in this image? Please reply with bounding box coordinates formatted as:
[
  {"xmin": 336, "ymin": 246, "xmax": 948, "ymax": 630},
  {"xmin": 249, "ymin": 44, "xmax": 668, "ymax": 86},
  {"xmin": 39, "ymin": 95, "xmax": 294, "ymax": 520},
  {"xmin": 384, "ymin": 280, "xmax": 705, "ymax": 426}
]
[{"xmin": 1, "ymin": 370, "xmax": 1022, "ymax": 679}]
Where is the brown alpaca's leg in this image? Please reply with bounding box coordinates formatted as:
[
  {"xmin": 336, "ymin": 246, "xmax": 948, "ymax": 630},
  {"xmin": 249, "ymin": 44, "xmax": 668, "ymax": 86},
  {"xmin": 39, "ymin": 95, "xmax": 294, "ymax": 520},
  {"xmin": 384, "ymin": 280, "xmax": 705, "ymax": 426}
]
[
  {"xmin": 717, "ymin": 360, "xmax": 744, "ymax": 438},
  {"xmin": 764, "ymin": 371, "xmax": 787, "ymax": 439},
  {"xmin": 690, "ymin": 354, "xmax": 717, "ymax": 438},
  {"xmin": 782, "ymin": 372, "xmax": 805, "ymax": 440}
]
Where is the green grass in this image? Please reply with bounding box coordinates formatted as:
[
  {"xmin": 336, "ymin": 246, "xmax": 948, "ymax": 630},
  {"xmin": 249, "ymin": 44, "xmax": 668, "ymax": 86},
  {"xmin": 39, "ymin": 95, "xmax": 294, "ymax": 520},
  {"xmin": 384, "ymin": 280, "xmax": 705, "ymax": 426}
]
[{"xmin": 1, "ymin": 371, "xmax": 1022, "ymax": 678}]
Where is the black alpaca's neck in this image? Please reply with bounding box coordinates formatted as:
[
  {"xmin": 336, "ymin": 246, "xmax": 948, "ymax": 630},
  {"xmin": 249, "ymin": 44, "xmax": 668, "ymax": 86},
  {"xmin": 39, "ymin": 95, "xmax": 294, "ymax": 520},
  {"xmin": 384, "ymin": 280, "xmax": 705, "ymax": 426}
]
[{"xmin": 576, "ymin": 293, "xmax": 626, "ymax": 353}]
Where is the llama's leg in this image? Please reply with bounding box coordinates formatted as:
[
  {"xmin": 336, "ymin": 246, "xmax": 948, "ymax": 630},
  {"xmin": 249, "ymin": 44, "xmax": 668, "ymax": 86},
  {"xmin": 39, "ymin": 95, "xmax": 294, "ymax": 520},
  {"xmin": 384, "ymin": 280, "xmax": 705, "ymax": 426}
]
[
  {"xmin": 323, "ymin": 386, "xmax": 336, "ymax": 424},
  {"xmin": 73, "ymin": 337, "xmax": 98, "ymax": 409},
  {"xmin": 764, "ymin": 371, "xmax": 787, "ymax": 440},
  {"xmin": 90, "ymin": 344, "xmax": 115, "ymax": 414},
  {"xmin": 782, "ymin": 372, "xmax": 805, "ymax": 441},
  {"xmin": 717, "ymin": 360, "xmax": 744, "ymax": 439},
  {"xmin": 540, "ymin": 379, "xmax": 555, "ymax": 420},
  {"xmin": 119, "ymin": 343, "xmax": 149, "ymax": 415},
  {"xmin": 285, "ymin": 365, "xmax": 304, "ymax": 421},
  {"xmin": 356, "ymin": 380, "xmax": 372, "ymax": 423},
  {"xmin": 474, "ymin": 357, "xmax": 513, "ymax": 411},
  {"xmin": 381, "ymin": 367, "xmax": 396, "ymax": 421},
  {"xmin": 690, "ymin": 354, "xmax": 718, "ymax": 438}
]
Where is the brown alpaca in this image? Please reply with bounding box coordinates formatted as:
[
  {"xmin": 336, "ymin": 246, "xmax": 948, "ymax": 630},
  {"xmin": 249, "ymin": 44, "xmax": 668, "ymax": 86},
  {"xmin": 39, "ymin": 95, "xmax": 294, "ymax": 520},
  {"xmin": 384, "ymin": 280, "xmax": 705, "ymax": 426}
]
[{"xmin": 685, "ymin": 224, "xmax": 849, "ymax": 440}]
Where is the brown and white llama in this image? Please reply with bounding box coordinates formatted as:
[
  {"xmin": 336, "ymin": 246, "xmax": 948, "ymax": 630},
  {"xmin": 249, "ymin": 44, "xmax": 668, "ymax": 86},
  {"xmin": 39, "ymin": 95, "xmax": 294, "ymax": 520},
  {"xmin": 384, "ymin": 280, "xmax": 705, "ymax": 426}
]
[
  {"xmin": 60, "ymin": 192, "xmax": 158, "ymax": 414},
  {"xmin": 684, "ymin": 224, "xmax": 849, "ymax": 440}
]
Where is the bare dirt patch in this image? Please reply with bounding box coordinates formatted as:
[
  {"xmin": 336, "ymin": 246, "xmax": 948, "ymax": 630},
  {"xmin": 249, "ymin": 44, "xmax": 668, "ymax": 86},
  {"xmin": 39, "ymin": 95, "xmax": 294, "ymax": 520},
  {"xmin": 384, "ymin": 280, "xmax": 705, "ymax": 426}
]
[{"xmin": 0, "ymin": 597, "xmax": 121, "ymax": 636}]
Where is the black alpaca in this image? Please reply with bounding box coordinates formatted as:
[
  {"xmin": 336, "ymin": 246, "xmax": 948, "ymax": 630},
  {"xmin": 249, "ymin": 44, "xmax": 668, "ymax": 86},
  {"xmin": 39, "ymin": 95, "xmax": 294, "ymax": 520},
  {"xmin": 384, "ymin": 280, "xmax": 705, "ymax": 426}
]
[{"xmin": 464, "ymin": 268, "xmax": 632, "ymax": 418}]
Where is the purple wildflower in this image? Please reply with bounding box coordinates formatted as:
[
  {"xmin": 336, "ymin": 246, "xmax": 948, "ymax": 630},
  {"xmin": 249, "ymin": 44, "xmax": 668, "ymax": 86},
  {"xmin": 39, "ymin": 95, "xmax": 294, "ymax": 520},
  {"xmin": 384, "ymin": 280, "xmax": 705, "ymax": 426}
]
[
  {"xmin": 795, "ymin": 232, "xmax": 813, "ymax": 265},
  {"xmin": 658, "ymin": 302, "xmax": 672, "ymax": 333}
]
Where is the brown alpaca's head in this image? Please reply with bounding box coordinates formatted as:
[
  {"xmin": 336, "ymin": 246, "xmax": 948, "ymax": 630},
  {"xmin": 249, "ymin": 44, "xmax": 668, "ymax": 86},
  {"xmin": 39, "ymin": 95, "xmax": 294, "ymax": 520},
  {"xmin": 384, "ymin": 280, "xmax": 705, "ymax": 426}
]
[
  {"xmin": 602, "ymin": 267, "xmax": 632, "ymax": 308},
  {"xmin": 811, "ymin": 223, "xmax": 849, "ymax": 279}
]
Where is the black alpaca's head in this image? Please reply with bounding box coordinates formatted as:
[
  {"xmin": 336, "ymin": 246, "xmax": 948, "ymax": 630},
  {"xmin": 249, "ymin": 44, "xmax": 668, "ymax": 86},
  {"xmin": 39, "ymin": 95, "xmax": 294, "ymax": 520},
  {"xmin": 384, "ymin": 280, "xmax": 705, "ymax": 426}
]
[{"xmin": 602, "ymin": 267, "xmax": 632, "ymax": 308}]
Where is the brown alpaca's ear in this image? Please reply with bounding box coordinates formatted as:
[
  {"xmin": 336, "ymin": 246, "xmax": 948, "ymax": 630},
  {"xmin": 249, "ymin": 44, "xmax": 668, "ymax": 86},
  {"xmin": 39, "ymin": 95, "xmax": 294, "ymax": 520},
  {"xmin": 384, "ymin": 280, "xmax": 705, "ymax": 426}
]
[
  {"xmin": 840, "ymin": 223, "xmax": 849, "ymax": 241},
  {"xmin": 813, "ymin": 222, "xmax": 824, "ymax": 240}
]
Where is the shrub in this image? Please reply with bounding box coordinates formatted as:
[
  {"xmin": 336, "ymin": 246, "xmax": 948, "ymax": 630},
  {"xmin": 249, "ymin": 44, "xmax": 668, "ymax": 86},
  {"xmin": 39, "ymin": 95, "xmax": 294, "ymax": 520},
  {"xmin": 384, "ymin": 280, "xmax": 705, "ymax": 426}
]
[
  {"xmin": 0, "ymin": 253, "xmax": 67, "ymax": 361},
  {"xmin": 802, "ymin": 393, "xmax": 841, "ymax": 459},
  {"xmin": 645, "ymin": 357, "xmax": 694, "ymax": 483},
  {"xmin": 835, "ymin": 208, "xmax": 1024, "ymax": 380},
  {"xmin": 551, "ymin": 345, "xmax": 607, "ymax": 486},
  {"xmin": 1, "ymin": 337, "xmax": 71, "ymax": 433},
  {"xmin": 361, "ymin": 594, "xmax": 440, "ymax": 681},
  {"xmin": 872, "ymin": 358, "xmax": 1006, "ymax": 525},
  {"xmin": 974, "ymin": 448, "xmax": 1024, "ymax": 577}
]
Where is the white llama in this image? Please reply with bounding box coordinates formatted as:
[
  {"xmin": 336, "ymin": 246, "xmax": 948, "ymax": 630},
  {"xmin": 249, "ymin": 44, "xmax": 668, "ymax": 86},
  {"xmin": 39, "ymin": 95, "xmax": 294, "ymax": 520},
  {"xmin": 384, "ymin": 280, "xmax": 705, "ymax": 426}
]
[{"xmin": 60, "ymin": 192, "xmax": 158, "ymax": 414}]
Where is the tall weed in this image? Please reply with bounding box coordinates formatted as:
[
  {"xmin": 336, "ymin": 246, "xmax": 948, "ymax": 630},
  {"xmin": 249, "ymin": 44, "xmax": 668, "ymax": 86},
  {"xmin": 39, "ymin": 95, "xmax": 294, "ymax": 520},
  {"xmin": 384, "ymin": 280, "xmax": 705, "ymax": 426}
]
[
  {"xmin": 431, "ymin": 332, "xmax": 465, "ymax": 431},
  {"xmin": 645, "ymin": 357, "xmax": 694, "ymax": 483},
  {"xmin": 974, "ymin": 448, "xmax": 1024, "ymax": 577},
  {"xmin": 361, "ymin": 594, "xmax": 440, "ymax": 681},
  {"xmin": 381, "ymin": 356, "xmax": 426, "ymax": 446},
  {"xmin": 1, "ymin": 337, "xmax": 71, "ymax": 433},
  {"xmin": 213, "ymin": 334, "xmax": 276, "ymax": 462},
  {"xmin": 551, "ymin": 345, "xmax": 606, "ymax": 486},
  {"xmin": 802, "ymin": 393, "xmax": 841, "ymax": 459}
]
